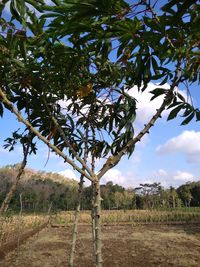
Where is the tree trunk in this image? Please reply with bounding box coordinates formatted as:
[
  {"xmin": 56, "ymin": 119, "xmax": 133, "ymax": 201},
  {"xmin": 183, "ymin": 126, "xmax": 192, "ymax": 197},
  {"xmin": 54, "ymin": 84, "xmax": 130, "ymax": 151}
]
[
  {"xmin": 69, "ymin": 175, "xmax": 84, "ymax": 267},
  {"xmin": 91, "ymin": 182, "xmax": 96, "ymax": 253},
  {"xmin": 91, "ymin": 126, "xmax": 96, "ymax": 255},
  {"xmin": 69, "ymin": 126, "xmax": 88, "ymax": 267},
  {"xmin": 0, "ymin": 147, "xmax": 28, "ymax": 214},
  {"xmin": 19, "ymin": 193, "xmax": 23, "ymax": 216},
  {"xmin": 93, "ymin": 179, "xmax": 102, "ymax": 267}
]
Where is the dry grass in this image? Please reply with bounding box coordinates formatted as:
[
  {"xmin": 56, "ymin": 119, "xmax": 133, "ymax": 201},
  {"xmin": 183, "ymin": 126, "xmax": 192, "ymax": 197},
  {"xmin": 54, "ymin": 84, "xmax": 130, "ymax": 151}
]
[
  {"xmin": 54, "ymin": 209, "xmax": 200, "ymax": 225},
  {"xmin": 0, "ymin": 214, "xmax": 47, "ymax": 245},
  {"xmin": 1, "ymin": 209, "xmax": 199, "ymax": 246},
  {"xmin": 1, "ymin": 224, "xmax": 200, "ymax": 267}
]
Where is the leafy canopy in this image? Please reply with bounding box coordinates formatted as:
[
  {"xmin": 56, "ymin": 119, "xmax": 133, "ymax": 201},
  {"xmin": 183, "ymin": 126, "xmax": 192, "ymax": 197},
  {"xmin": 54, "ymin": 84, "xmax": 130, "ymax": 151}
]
[{"xmin": 0, "ymin": 0, "xmax": 199, "ymax": 174}]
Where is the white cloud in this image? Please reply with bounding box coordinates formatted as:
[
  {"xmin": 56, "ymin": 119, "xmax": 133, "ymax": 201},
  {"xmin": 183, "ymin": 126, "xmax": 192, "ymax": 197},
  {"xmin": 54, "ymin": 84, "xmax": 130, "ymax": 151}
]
[
  {"xmin": 151, "ymin": 169, "xmax": 197, "ymax": 188},
  {"xmin": 157, "ymin": 130, "xmax": 200, "ymax": 163},
  {"xmin": 173, "ymin": 171, "xmax": 194, "ymax": 181},
  {"xmin": 100, "ymin": 167, "xmax": 196, "ymax": 189},
  {"xmin": 59, "ymin": 169, "xmax": 77, "ymax": 180},
  {"xmin": 127, "ymin": 82, "xmax": 189, "ymax": 126},
  {"xmin": 5, "ymin": 0, "xmax": 53, "ymax": 13},
  {"xmin": 101, "ymin": 169, "xmax": 125, "ymax": 185},
  {"xmin": 127, "ymin": 82, "xmax": 170, "ymax": 125},
  {"xmin": 100, "ymin": 168, "xmax": 140, "ymax": 188}
]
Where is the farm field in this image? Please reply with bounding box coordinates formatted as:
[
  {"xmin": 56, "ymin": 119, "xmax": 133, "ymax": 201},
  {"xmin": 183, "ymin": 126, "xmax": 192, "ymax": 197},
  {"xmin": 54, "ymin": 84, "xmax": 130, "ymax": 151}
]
[{"xmin": 0, "ymin": 211, "xmax": 200, "ymax": 267}]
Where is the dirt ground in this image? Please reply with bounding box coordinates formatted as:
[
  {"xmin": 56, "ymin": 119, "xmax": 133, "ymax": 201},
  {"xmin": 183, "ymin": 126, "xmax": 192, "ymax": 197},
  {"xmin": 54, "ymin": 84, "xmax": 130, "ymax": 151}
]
[{"xmin": 1, "ymin": 223, "xmax": 200, "ymax": 267}]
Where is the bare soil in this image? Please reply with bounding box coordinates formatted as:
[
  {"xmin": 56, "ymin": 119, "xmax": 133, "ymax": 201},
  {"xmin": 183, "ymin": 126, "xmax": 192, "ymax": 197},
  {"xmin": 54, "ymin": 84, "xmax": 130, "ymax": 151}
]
[{"xmin": 1, "ymin": 224, "xmax": 200, "ymax": 267}]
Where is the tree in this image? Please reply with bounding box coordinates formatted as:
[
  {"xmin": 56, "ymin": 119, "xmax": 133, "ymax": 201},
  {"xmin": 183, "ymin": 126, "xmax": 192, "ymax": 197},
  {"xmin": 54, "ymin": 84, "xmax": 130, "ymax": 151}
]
[
  {"xmin": 135, "ymin": 183, "xmax": 162, "ymax": 209},
  {"xmin": 177, "ymin": 182, "xmax": 200, "ymax": 207},
  {"xmin": 191, "ymin": 184, "xmax": 200, "ymax": 206},
  {"xmin": 0, "ymin": 1, "xmax": 200, "ymax": 266},
  {"xmin": 0, "ymin": 130, "xmax": 36, "ymax": 214}
]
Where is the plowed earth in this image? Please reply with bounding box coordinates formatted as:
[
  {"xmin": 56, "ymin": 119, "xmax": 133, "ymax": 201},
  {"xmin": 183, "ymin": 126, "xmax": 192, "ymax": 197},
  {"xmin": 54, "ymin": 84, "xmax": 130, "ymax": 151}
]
[{"xmin": 1, "ymin": 224, "xmax": 200, "ymax": 267}]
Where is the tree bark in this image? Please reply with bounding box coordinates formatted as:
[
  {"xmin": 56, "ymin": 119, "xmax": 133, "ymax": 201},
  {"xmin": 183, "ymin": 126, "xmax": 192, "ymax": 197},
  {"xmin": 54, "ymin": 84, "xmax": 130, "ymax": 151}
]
[
  {"xmin": 69, "ymin": 126, "xmax": 88, "ymax": 267},
  {"xmin": 19, "ymin": 193, "xmax": 23, "ymax": 216},
  {"xmin": 69, "ymin": 175, "xmax": 84, "ymax": 267},
  {"xmin": 93, "ymin": 179, "xmax": 103, "ymax": 267},
  {"xmin": 91, "ymin": 181, "xmax": 96, "ymax": 253}
]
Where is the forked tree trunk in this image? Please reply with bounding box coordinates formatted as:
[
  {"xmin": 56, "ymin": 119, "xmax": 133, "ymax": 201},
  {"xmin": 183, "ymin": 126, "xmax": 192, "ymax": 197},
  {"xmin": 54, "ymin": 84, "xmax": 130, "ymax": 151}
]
[
  {"xmin": 0, "ymin": 144, "xmax": 29, "ymax": 214},
  {"xmin": 93, "ymin": 179, "xmax": 102, "ymax": 267}
]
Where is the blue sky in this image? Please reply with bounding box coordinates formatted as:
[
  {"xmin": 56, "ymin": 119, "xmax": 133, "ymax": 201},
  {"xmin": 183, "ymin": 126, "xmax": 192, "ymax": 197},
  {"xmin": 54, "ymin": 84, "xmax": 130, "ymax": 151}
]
[
  {"xmin": 0, "ymin": 0, "xmax": 200, "ymax": 189},
  {"xmin": 0, "ymin": 81, "xmax": 199, "ymax": 189}
]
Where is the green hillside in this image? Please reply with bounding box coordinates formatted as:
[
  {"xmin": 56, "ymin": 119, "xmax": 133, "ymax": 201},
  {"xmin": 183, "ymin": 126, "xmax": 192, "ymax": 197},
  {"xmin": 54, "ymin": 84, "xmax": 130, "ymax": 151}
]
[{"xmin": 0, "ymin": 165, "xmax": 78, "ymax": 212}]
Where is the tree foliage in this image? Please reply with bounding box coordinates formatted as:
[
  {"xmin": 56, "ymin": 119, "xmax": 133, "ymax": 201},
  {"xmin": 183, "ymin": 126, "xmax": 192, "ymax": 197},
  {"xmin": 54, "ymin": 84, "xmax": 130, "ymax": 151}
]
[
  {"xmin": 2, "ymin": 2, "xmax": 200, "ymax": 264},
  {"xmin": 0, "ymin": 1, "xmax": 199, "ymax": 172}
]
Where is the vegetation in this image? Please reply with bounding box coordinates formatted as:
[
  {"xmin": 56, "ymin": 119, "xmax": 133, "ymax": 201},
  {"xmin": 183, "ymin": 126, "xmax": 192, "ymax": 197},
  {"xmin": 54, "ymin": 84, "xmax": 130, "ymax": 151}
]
[
  {"xmin": 0, "ymin": 0, "xmax": 200, "ymax": 266},
  {"xmin": 54, "ymin": 209, "xmax": 200, "ymax": 226},
  {"xmin": 1, "ymin": 165, "xmax": 200, "ymax": 213},
  {"xmin": 0, "ymin": 165, "xmax": 78, "ymax": 212},
  {"xmin": 0, "ymin": 214, "xmax": 47, "ymax": 245}
]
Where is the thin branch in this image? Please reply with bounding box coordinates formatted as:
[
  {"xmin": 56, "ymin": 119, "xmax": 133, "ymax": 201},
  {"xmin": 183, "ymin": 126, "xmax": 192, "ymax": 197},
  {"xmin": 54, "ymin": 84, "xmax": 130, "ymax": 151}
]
[
  {"xmin": 42, "ymin": 97, "xmax": 95, "ymax": 178},
  {"xmin": 97, "ymin": 62, "xmax": 181, "ymax": 179},
  {"xmin": 141, "ymin": 0, "xmax": 175, "ymax": 49},
  {"xmin": 0, "ymin": 88, "xmax": 94, "ymax": 182}
]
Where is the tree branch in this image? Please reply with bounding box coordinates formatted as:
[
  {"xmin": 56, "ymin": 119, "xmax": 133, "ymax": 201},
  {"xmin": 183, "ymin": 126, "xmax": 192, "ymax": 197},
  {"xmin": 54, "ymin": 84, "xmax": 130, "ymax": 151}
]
[
  {"xmin": 42, "ymin": 97, "xmax": 95, "ymax": 178},
  {"xmin": 98, "ymin": 63, "xmax": 181, "ymax": 179},
  {"xmin": 0, "ymin": 88, "xmax": 94, "ymax": 182}
]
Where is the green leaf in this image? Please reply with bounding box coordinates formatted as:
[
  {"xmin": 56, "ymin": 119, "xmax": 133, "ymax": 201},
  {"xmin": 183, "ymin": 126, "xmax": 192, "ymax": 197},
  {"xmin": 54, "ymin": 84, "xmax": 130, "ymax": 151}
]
[
  {"xmin": 181, "ymin": 112, "xmax": 195, "ymax": 125},
  {"xmin": 167, "ymin": 104, "xmax": 183, "ymax": 121},
  {"xmin": 177, "ymin": 92, "xmax": 185, "ymax": 102},
  {"xmin": 11, "ymin": 59, "xmax": 25, "ymax": 68},
  {"xmin": 159, "ymin": 75, "xmax": 168, "ymax": 85},
  {"xmin": 195, "ymin": 110, "xmax": 200, "ymax": 121},
  {"xmin": 151, "ymin": 57, "xmax": 159, "ymax": 75},
  {"xmin": 25, "ymin": 0, "xmax": 44, "ymax": 13},
  {"xmin": 17, "ymin": 99, "xmax": 25, "ymax": 111},
  {"xmin": 16, "ymin": 0, "xmax": 26, "ymax": 17},
  {"xmin": 10, "ymin": 0, "xmax": 22, "ymax": 22},
  {"xmin": 19, "ymin": 40, "xmax": 27, "ymax": 61},
  {"xmin": 150, "ymin": 88, "xmax": 166, "ymax": 101},
  {"xmin": 0, "ymin": 102, "xmax": 4, "ymax": 117},
  {"xmin": 0, "ymin": 0, "xmax": 10, "ymax": 16}
]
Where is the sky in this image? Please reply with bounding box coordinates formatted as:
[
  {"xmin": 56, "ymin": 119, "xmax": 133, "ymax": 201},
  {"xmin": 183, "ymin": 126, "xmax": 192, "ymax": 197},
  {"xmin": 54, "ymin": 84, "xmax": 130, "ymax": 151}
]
[
  {"xmin": 0, "ymin": 82, "xmax": 199, "ymax": 189},
  {"xmin": 0, "ymin": 1, "xmax": 200, "ymax": 189}
]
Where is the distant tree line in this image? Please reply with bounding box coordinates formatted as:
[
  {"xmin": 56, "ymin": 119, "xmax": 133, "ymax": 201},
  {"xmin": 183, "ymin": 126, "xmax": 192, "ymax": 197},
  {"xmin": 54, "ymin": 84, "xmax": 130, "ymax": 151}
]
[{"xmin": 0, "ymin": 165, "xmax": 200, "ymax": 212}]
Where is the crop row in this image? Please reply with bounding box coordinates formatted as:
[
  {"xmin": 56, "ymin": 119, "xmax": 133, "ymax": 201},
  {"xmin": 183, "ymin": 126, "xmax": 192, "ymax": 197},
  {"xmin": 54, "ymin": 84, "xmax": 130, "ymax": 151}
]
[
  {"xmin": 0, "ymin": 214, "xmax": 47, "ymax": 245},
  {"xmin": 55, "ymin": 210, "xmax": 200, "ymax": 225}
]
